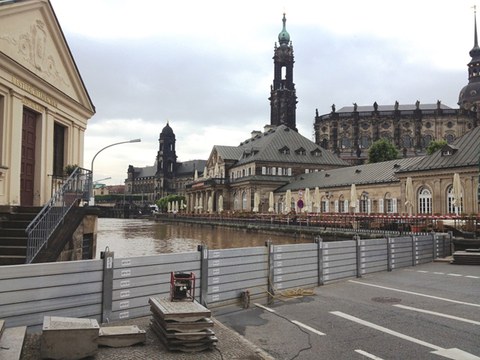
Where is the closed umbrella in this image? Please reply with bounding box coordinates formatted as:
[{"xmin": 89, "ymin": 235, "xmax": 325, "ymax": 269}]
[
  {"xmin": 304, "ymin": 188, "xmax": 311, "ymax": 213},
  {"xmin": 203, "ymin": 166, "xmax": 208, "ymax": 179},
  {"xmin": 208, "ymin": 195, "xmax": 213, "ymax": 213},
  {"xmin": 218, "ymin": 195, "xmax": 224, "ymax": 213},
  {"xmin": 452, "ymin": 173, "xmax": 462, "ymax": 215},
  {"xmin": 253, "ymin": 191, "xmax": 260, "ymax": 212},
  {"xmin": 174, "ymin": 200, "xmax": 179, "ymax": 213},
  {"xmin": 268, "ymin": 191, "xmax": 274, "ymax": 212},
  {"xmin": 314, "ymin": 187, "xmax": 320, "ymax": 213},
  {"xmin": 194, "ymin": 169, "xmax": 198, "ymax": 180},
  {"xmin": 199, "ymin": 196, "xmax": 203, "ymax": 212},
  {"xmin": 404, "ymin": 177, "xmax": 414, "ymax": 216},
  {"xmin": 350, "ymin": 184, "xmax": 357, "ymax": 213},
  {"xmin": 285, "ymin": 189, "xmax": 291, "ymax": 213},
  {"xmin": 167, "ymin": 201, "xmax": 172, "ymax": 213}
]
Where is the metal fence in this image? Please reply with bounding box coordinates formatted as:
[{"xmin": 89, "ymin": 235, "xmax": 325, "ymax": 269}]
[{"xmin": 0, "ymin": 233, "xmax": 451, "ymax": 331}]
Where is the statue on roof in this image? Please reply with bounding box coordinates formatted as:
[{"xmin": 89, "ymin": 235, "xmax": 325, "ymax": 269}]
[
  {"xmin": 394, "ymin": 101, "xmax": 399, "ymax": 111},
  {"xmin": 331, "ymin": 104, "xmax": 336, "ymax": 113},
  {"xmin": 373, "ymin": 102, "xmax": 378, "ymax": 111},
  {"xmin": 437, "ymin": 100, "xmax": 441, "ymax": 109},
  {"xmin": 415, "ymin": 100, "xmax": 420, "ymax": 109},
  {"xmin": 353, "ymin": 103, "xmax": 357, "ymax": 112}
]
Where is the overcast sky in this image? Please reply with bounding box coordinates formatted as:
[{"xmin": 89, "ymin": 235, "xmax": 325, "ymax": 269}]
[{"xmin": 49, "ymin": 0, "xmax": 475, "ymax": 185}]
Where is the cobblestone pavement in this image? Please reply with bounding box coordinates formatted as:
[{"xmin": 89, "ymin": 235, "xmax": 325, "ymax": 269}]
[{"xmin": 20, "ymin": 316, "xmax": 274, "ymax": 360}]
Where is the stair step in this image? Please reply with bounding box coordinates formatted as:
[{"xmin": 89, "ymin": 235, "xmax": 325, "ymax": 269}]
[
  {"xmin": 0, "ymin": 326, "xmax": 27, "ymax": 360},
  {"xmin": 0, "ymin": 221, "xmax": 30, "ymax": 229},
  {"xmin": 0, "ymin": 246, "xmax": 27, "ymax": 256},
  {"xmin": 0, "ymin": 255, "xmax": 26, "ymax": 266},
  {"xmin": 0, "ymin": 229, "xmax": 27, "ymax": 237},
  {"xmin": 0, "ymin": 238, "xmax": 28, "ymax": 247}
]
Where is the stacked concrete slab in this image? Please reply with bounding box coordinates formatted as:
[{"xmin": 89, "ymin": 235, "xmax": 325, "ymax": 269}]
[
  {"xmin": 452, "ymin": 249, "xmax": 480, "ymax": 265},
  {"xmin": 149, "ymin": 296, "xmax": 217, "ymax": 352},
  {"xmin": 0, "ymin": 319, "xmax": 27, "ymax": 360}
]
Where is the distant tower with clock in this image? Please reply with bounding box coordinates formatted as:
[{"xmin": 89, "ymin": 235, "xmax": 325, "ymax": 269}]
[{"xmin": 269, "ymin": 13, "xmax": 298, "ymax": 131}]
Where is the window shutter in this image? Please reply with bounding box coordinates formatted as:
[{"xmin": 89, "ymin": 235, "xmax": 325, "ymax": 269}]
[
  {"xmin": 379, "ymin": 198, "xmax": 384, "ymax": 213},
  {"xmin": 367, "ymin": 199, "xmax": 371, "ymax": 214},
  {"xmin": 344, "ymin": 200, "xmax": 349, "ymax": 213},
  {"xmin": 262, "ymin": 167, "xmax": 266, "ymax": 175},
  {"xmin": 392, "ymin": 198, "xmax": 397, "ymax": 213},
  {"xmin": 334, "ymin": 200, "xmax": 339, "ymax": 213}
]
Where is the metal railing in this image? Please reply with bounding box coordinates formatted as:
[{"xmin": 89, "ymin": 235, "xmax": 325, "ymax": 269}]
[{"xmin": 25, "ymin": 167, "xmax": 92, "ymax": 263}]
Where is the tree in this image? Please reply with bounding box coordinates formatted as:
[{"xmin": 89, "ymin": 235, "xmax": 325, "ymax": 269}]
[
  {"xmin": 368, "ymin": 139, "xmax": 399, "ymax": 163},
  {"xmin": 426, "ymin": 139, "xmax": 447, "ymax": 155}
]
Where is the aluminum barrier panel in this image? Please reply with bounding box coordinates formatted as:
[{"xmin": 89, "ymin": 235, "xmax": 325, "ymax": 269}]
[
  {"xmin": 323, "ymin": 240, "xmax": 357, "ymax": 283},
  {"xmin": 0, "ymin": 259, "xmax": 104, "ymax": 332},
  {"xmin": 359, "ymin": 238, "xmax": 388, "ymax": 275},
  {"xmin": 434, "ymin": 233, "xmax": 452, "ymax": 258},
  {"xmin": 415, "ymin": 235, "xmax": 434, "ymax": 265},
  {"xmin": 390, "ymin": 236, "xmax": 414, "ymax": 269},
  {"xmin": 273, "ymin": 243, "xmax": 318, "ymax": 291},
  {"xmin": 110, "ymin": 252, "xmax": 201, "ymax": 322},
  {"xmin": 206, "ymin": 246, "xmax": 268, "ymax": 307}
]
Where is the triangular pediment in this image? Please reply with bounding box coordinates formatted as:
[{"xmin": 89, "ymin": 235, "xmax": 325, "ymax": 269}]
[{"xmin": 0, "ymin": 0, "xmax": 94, "ymax": 112}]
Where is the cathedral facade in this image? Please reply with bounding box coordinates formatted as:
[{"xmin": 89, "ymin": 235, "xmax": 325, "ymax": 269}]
[{"xmin": 314, "ymin": 102, "xmax": 476, "ymax": 165}]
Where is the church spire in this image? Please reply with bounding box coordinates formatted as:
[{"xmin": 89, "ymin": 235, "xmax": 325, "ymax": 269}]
[{"xmin": 269, "ymin": 13, "xmax": 297, "ymax": 131}]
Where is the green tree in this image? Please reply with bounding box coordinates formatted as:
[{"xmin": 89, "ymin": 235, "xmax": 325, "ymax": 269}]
[
  {"xmin": 426, "ymin": 139, "xmax": 447, "ymax": 155},
  {"xmin": 156, "ymin": 194, "xmax": 186, "ymax": 212},
  {"xmin": 368, "ymin": 139, "xmax": 399, "ymax": 163}
]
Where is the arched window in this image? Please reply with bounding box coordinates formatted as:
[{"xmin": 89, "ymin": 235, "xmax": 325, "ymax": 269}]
[
  {"xmin": 418, "ymin": 187, "xmax": 432, "ymax": 214},
  {"xmin": 338, "ymin": 194, "xmax": 345, "ymax": 213},
  {"xmin": 402, "ymin": 135, "xmax": 412, "ymax": 148}
]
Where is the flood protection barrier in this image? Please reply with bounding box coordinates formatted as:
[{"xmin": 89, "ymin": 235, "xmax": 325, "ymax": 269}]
[{"xmin": 0, "ymin": 233, "xmax": 451, "ymax": 331}]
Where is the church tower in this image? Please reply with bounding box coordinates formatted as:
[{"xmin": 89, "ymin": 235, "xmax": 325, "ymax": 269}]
[
  {"xmin": 156, "ymin": 122, "xmax": 177, "ymax": 195},
  {"xmin": 269, "ymin": 13, "xmax": 297, "ymax": 131}
]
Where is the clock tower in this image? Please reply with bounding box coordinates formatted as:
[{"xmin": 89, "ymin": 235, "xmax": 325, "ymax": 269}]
[{"xmin": 269, "ymin": 13, "xmax": 298, "ymax": 131}]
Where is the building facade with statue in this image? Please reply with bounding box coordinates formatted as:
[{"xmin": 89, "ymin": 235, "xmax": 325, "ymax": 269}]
[{"xmin": 0, "ymin": 0, "xmax": 95, "ymax": 207}]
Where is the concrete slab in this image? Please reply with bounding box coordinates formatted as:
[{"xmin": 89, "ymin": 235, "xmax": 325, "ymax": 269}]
[
  {"xmin": 98, "ymin": 325, "xmax": 146, "ymax": 348},
  {"xmin": 0, "ymin": 326, "xmax": 27, "ymax": 360},
  {"xmin": 40, "ymin": 316, "xmax": 99, "ymax": 360}
]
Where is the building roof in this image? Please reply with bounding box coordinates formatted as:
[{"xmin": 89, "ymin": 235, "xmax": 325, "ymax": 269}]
[
  {"xmin": 278, "ymin": 156, "xmax": 424, "ymax": 192},
  {"xmin": 398, "ymin": 126, "xmax": 480, "ymax": 173},
  {"xmin": 336, "ymin": 103, "xmax": 452, "ymax": 113},
  {"xmin": 133, "ymin": 164, "xmax": 156, "ymax": 178},
  {"xmin": 176, "ymin": 159, "xmax": 206, "ymax": 176},
  {"xmin": 231, "ymin": 125, "xmax": 348, "ymax": 167}
]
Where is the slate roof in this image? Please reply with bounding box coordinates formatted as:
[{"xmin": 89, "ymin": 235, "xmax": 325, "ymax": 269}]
[
  {"xmin": 221, "ymin": 125, "xmax": 348, "ymax": 166},
  {"xmin": 398, "ymin": 126, "xmax": 480, "ymax": 173},
  {"xmin": 176, "ymin": 159, "xmax": 206, "ymax": 176},
  {"xmin": 133, "ymin": 164, "xmax": 156, "ymax": 178},
  {"xmin": 278, "ymin": 156, "xmax": 424, "ymax": 192}
]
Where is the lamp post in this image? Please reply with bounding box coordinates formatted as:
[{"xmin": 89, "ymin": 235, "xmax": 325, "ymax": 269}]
[{"xmin": 90, "ymin": 138, "xmax": 141, "ymax": 205}]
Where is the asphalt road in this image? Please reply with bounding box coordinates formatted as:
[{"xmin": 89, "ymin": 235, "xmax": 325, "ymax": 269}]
[{"xmin": 215, "ymin": 262, "xmax": 480, "ymax": 360}]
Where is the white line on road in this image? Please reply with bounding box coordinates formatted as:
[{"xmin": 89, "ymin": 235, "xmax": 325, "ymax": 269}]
[
  {"xmin": 290, "ymin": 320, "xmax": 325, "ymax": 336},
  {"xmin": 447, "ymin": 273, "xmax": 463, "ymax": 277},
  {"xmin": 355, "ymin": 349, "xmax": 384, "ymax": 359},
  {"xmin": 330, "ymin": 311, "xmax": 442, "ymax": 351},
  {"xmin": 254, "ymin": 303, "xmax": 276, "ymax": 313},
  {"xmin": 331, "ymin": 311, "xmax": 480, "ymax": 360},
  {"xmin": 433, "ymin": 272, "xmax": 445, "ymax": 275},
  {"xmin": 466, "ymin": 275, "xmax": 480, "ymax": 279},
  {"xmin": 393, "ymin": 304, "xmax": 480, "ymax": 325},
  {"xmin": 349, "ymin": 280, "xmax": 480, "ymax": 308}
]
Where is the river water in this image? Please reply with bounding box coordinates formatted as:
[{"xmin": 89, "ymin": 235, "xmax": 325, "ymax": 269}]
[{"xmin": 95, "ymin": 218, "xmax": 312, "ymax": 259}]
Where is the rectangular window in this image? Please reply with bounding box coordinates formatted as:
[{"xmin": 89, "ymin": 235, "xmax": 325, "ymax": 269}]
[
  {"xmin": 53, "ymin": 122, "xmax": 66, "ymax": 176},
  {"xmin": 272, "ymin": 167, "xmax": 276, "ymax": 175},
  {"xmin": 287, "ymin": 168, "xmax": 292, "ymax": 176}
]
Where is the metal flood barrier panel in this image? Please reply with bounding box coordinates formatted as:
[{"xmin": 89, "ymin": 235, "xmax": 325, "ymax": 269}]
[
  {"xmin": 359, "ymin": 238, "xmax": 388, "ymax": 275},
  {"xmin": 390, "ymin": 236, "xmax": 414, "ymax": 270},
  {"xmin": 322, "ymin": 240, "xmax": 357, "ymax": 284},
  {"xmin": 108, "ymin": 251, "xmax": 201, "ymax": 322},
  {"xmin": 0, "ymin": 259, "xmax": 104, "ymax": 332},
  {"xmin": 415, "ymin": 235, "xmax": 435, "ymax": 265},
  {"xmin": 272, "ymin": 243, "xmax": 318, "ymax": 291},
  {"xmin": 206, "ymin": 246, "xmax": 268, "ymax": 308}
]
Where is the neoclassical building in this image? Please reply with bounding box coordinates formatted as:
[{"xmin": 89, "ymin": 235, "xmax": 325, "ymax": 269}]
[
  {"xmin": 125, "ymin": 122, "xmax": 206, "ymax": 203},
  {"xmin": 0, "ymin": 0, "xmax": 95, "ymax": 206},
  {"xmin": 277, "ymin": 126, "xmax": 479, "ymax": 216}
]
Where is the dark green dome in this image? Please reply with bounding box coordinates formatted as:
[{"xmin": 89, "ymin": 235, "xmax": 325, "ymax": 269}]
[{"xmin": 278, "ymin": 13, "xmax": 290, "ymax": 45}]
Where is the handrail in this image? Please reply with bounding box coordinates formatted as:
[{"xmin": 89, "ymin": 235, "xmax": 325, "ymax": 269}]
[{"xmin": 25, "ymin": 167, "xmax": 92, "ymax": 263}]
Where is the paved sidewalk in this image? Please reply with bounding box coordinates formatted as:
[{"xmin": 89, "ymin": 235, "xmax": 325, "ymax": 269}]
[{"xmin": 20, "ymin": 316, "xmax": 274, "ymax": 360}]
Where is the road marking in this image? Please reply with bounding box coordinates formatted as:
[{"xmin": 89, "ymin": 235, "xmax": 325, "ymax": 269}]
[
  {"xmin": 355, "ymin": 349, "xmax": 384, "ymax": 359},
  {"xmin": 331, "ymin": 311, "xmax": 480, "ymax": 360},
  {"xmin": 349, "ymin": 280, "xmax": 480, "ymax": 308},
  {"xmin": 291, "ymin": 320, "xmax": 326, "ymax": 336},
  {"xmin": 466, "ymin": 275, "xmax": 480, "ymax": 279},
  {"xmin": 447, "ymin": 273, "xmax": 463, "ymax": 277},
  {"xmin": 393, "ymin": 304, "xmax": 480, "ymax": 325},
  {"xmin": 433, "ymin": 272, "xmax": 445, "ymax": 275},
  {"xmin": 254, "ymin": 303, "xmax": 276, "ymax": 313},
  {"xmin": 417, "ymin": 270, "xmax": 429, "ymax": 273}
]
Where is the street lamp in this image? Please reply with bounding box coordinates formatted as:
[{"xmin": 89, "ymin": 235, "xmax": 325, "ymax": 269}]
[{"xmin": 90, "ymin": 138, "xmax": 141, "ymax": 205}]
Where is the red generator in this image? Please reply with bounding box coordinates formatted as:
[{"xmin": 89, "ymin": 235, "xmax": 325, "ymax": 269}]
[{"xmin": 170, "ymin": 272, "xmax": 195, "ymax": 301}]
